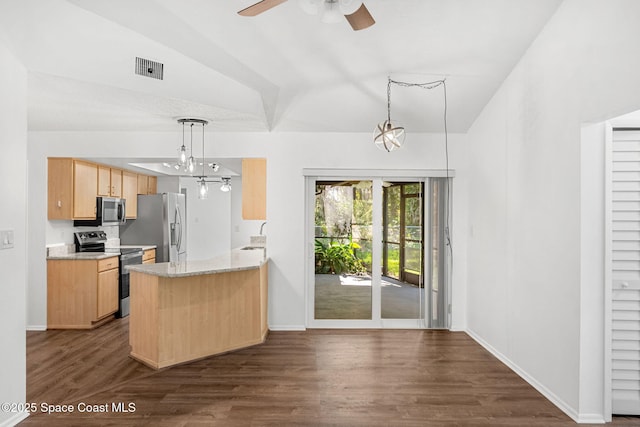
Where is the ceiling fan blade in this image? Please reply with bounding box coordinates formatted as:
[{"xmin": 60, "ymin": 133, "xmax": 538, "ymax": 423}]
[
  {"xmin": 344, "ymin": 3, "xmax": 375, "ymax": 31},
  {"xmin": 238, "ymin": 0, "xmax": 288, "ymax": 17}
]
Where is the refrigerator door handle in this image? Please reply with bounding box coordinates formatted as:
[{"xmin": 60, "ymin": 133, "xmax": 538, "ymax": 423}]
[
  {"xmin": 170, "ymin": 221, "xmax": 177, "ymax": 246},
  {"xmin": 176, "ymin": 205, "xmax": 183, "ymax": 252},
  {"xmin": 170, "ymin": 206, "xmax": 178, "ymax": 248}
]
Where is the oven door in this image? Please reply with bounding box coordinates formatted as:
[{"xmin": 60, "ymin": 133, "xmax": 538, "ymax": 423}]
[{"xmin": 117, "ymin": 250, "xmax": 143, "ymax": 318}]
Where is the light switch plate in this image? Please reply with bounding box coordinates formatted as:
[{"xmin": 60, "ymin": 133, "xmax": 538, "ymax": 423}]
[{"xmin": 0, "ymin": 230, "xmax": 14, "ymax": 249}]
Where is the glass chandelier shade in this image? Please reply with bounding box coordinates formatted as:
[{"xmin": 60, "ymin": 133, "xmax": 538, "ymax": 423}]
[
  {"xmin": 198, "ymin": 178, "xmax": 208, "ymax": 199},
  {"xmin": 373, "ymin": 119, "xmax": 405, "ymax": 152},
  {"xmin": 220, "ymin": 177, "xmax": 232, "ymax": 192},
  {"xmin": 179, "ymin": 144, "xmax": 187, "ymax": 165}
]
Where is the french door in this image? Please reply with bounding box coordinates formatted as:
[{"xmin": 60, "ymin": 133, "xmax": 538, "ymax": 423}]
[{"xmin": 305, "ymin": 174, "xmax": 450, "ymax": 329}]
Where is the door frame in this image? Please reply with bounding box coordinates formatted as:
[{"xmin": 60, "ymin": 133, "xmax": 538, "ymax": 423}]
[
  {"xmin": 303, "ymin": 168, "xmax": 454, "ymax": 329},
  {"xmin": 603, "ymin": 123, "xmax": 640, "ymax": 420},
  {"xmin": 604, "ymin": 121, "xmax": 613, "ymax": 422},
  {"xmin": 382, "ymin": 182, "xmax": 424, "ymax": 285}
]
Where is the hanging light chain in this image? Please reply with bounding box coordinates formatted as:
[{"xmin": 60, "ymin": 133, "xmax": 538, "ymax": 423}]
[
  {"xmin": 201, "ymin": 122, "xmax": 206, "ymax": 177},
  {"xmin": 387, "ymin": 77, "xmax": 392, "ymax": 123}
]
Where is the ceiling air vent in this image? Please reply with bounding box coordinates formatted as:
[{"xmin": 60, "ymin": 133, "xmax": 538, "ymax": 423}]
[{"xmin": 135, "ymin": 57, "xmax": 163, "ymax": 80}]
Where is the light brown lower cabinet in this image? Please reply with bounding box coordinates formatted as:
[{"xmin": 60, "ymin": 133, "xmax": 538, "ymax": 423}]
[
  {"xmin": 47, "ymin": 257, "xmax": 119, "ymax": 329},
  {"xmin": 142, "ymin": 248, "xmax": 156, "ymax": 264},
  {"xmin": 129, "ymin": 262, "xmax": 268, "ymax": 369}
]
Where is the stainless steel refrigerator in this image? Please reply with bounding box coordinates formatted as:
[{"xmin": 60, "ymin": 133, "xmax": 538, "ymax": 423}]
[{"xmin": 119, "ymin": 193, "xmax": 186, "ymax": 262}]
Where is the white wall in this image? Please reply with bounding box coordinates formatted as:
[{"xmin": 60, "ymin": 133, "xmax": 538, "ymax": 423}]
[
  {"xmin": 179, "ymin": 177, "xmax": 231, "ymax": 260},
  {"xmin": 0, "ymin": 42, "xmax": 28, "ymax": 426},
  {"xmin": 230, "ymin": 176, "xmax": 265, "ymax": 249},
  {"xmin": 466, "ymin": 0, "xmax": 640, "ymax": 422},
  {"xmin": 27, "ymin": 130, "xmax": 468, "ymax": 331}
]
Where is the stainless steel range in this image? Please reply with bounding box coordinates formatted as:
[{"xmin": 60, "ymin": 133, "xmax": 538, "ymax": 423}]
[
  {"xmin": 115, "ymin": 247, "xmax": 143, "ymax": 317},
  {"xmin": 74, "ymin": 230, "xmax": 108, "ymax": 252},
  {"xmin": 74, "ymin": 231, "xmax": 143, "ymax": 318}
]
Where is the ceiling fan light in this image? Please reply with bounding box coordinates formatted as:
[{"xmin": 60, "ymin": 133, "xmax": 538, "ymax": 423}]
[
  {"xmin": 338, "ymin": 0, "xmax": 362, "ymax": 15},
  {"xmin": 321, "ymin": 0, "xmax": 342, "ymax": 23},
  {"xmin": 373, "ymin": 119, "xmax": 405, "ymax": 152},
  {"xmin": 299, "ymin": 0, "xmax": 320, "ymax": 15}
]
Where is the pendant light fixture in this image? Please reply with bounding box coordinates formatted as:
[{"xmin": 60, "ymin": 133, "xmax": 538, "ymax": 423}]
[
  {"xmin": 178, "ymin": 122, "xmax": 188, "ymax": 167},
  {"xmin": 177, "ymin": 118, "xmax": 231, "ymax": 199},
  {"xmin": 178, "ymin": 118, "xmax": 207, "ymax": 172},
  {"xmin": 373, "ymin": 77, "xmax": 405, "ymax": 152},
  {"xmin": 187, "ymin": 122, "xmax": 196, "ymax": 174}
]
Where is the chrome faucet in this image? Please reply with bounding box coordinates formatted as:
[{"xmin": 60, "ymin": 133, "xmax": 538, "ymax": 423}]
[{"xmin": 260, "ymin": 222, "xmax": 267, "ymax": 235}]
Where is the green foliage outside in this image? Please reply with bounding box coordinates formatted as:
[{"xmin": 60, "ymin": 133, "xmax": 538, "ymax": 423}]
[
  {"xmin": 386, "ymin": 247, "xmax": 400, "ymax": 278},
  {"xmin": 314, "ymin": 239, "xmax": 366, "ymax": 275},
  {"xmin": 315, "ymin": 183, "xmax": 371, "ymax": 275}
]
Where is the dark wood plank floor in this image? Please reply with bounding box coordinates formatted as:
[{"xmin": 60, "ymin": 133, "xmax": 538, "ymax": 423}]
[{"xmin": 21, "ymin": 318, "xmax": 640, "ymax": 426}]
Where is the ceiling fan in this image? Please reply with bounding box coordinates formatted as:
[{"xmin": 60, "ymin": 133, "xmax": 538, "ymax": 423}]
[{"xmin": 238, "ymin": 0, "xmax": 375, "ymax": 31}]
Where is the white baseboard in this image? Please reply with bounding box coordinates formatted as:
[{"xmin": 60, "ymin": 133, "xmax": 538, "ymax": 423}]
[
  {"xmin": 268, "ymin": 325, "xmax": 306, "ymax": 331},
  {"xmin": 465, "ymin": 328, "xmax": 595, "ymax": 424},
  {"xmin": 26, "ymin": 325, "xmax": 46, "ymax": 331},
  {"xmin": 576, "ymin": 413, "xmax": 605, "ymax": 424},
  {"xmin": 0, "ymin": 411, "xmax": 29, "ymax": 427}
]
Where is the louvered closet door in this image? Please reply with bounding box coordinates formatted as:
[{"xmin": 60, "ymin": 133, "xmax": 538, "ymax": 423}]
[{"xmin": 612, "ymin": 130, "xmax": 640, "ymax": 415}]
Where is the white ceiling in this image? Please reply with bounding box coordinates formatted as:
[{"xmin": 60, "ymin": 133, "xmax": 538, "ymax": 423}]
[{"xmin": 0, "ymin": 0, "xmax": 562, "ymax": 133}]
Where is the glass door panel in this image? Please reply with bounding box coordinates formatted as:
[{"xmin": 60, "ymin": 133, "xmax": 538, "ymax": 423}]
[
  {"xmin": 314, "ymin": 181, "xmax": 373, "ymax": 319},
  {"xmin": 381, "ymin": 182, "xmax": 423, "ymax": 319},
  {"xmin": 428, "ymin": 178, "xmax": 449, "ymax": 328},
  {"xmin": 308, "ymin": 176, "xmax": 449, "ymax": 329}
]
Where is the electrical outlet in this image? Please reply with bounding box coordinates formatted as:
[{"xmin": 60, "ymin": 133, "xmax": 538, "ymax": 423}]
[{"xmin": 0, "ymin": 230, "xmax": 14, "ymax": 249}]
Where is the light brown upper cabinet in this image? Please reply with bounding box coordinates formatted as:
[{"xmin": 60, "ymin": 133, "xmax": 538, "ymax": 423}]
[
  {"xmin": 97, "ymin": 165, "xmax": 111, "ymax": 196},
  {"xmin": 98, "ymin": 165, "xmax": 123, "ymax": 198},
  {"xmin": 72, "ymin": 160, "xmax": 98, "ymax": 219},
  {"xmin": 242, "ymin": 158, "xmax": 266, "ymax": 220},
  {"xmin": 148, "ymin": 176, "xmax": 157, "ymax": 194},
  {"xmin": 48, "ymin": 157, "xmax": 155, "ymax": 220},
  {"xmin": 137, "ymin": 174, "xmax": 157, "ymax": 195},
  {"xmin": 122, "ymin": 170, "xmax": 138, "ymax": 219},
  {"xmin": 48, "ymin": 158, "xmax": 74, "ymax": 219},
  {"xmin": 49, "ymin": 157, "xmax": 98, "ymax": 220},
  {"xmin": 110, "ymin": 168, "xmax": 122, "ymax": 197}
]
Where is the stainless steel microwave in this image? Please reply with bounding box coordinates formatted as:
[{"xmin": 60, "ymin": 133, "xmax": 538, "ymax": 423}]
[{"xmin": 73, "ymin": 197, "xmax": 126, "ymax": 227}]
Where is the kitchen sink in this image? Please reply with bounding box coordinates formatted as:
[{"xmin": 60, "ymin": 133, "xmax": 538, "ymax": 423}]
[{"xmin": 241, "ymin": 246, "xmax": 264, "ymax": 250}]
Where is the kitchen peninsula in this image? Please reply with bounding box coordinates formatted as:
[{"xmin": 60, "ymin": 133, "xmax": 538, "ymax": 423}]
[{"xmin": 127, "ymin": 248, "xmax": 268, "ymax": 369}]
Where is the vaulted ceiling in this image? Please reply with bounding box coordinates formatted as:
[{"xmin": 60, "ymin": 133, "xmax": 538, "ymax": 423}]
[{"xmin": 0, "ymin": 0, "xmax": 562, "ymax": 133}]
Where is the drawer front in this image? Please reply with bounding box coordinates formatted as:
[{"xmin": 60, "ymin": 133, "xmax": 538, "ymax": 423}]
[
  {"xmin": 143, "ymin": 249, "xmax": 156, "ymax": 261},
  {"xmin": 97, "ymin": 256, "xmax": 119, "ymax": 272}
]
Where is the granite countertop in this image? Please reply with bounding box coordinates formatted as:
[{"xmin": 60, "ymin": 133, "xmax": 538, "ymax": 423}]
[
  {"xmin": 46, "ymin": 244, "xmax": 157, "ymax": 260},
  {"xmin": 127, "ymin": 248, "xmax": 267, "ymax": 278},
  {"xmin": 47, "ymin": 252, "xmax": 120, "ymax": 260}
]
